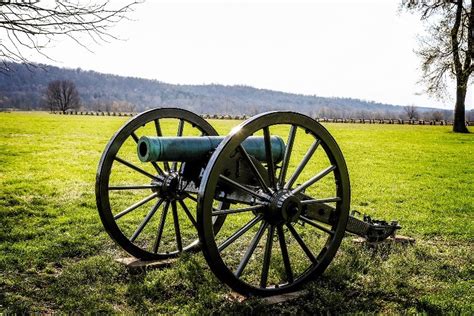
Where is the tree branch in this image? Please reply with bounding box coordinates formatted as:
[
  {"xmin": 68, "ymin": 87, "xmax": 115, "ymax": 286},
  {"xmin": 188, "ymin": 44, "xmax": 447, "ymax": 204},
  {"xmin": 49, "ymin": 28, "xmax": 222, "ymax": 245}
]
[
  {"xmin": 0, "ymin": 1, "xmax": 140, "ymax": 72},
  {"xmin": 451, "ymin": 1, "xmax": 463, "ymax": 77}
]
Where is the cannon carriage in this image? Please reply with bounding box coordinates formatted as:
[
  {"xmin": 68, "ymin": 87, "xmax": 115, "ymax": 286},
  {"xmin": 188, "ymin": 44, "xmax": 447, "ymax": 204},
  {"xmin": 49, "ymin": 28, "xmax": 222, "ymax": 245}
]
[{"xmin": 96, "ymin": 108, "xmax": 400, "ymax": 296}]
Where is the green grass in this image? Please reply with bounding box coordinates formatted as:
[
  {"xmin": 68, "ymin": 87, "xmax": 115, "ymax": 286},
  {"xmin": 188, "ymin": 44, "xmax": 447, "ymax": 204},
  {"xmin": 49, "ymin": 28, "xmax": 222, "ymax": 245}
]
[{"xmin": 1, "ymin": 112, "xmax": 473, "ymax": 313}]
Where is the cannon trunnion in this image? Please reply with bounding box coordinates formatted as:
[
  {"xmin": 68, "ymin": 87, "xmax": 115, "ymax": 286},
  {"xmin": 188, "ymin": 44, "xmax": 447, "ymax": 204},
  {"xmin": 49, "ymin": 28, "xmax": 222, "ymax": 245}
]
[{"xmin": 96, "ymin": 108, "xmax": 401, "ymax": 297}]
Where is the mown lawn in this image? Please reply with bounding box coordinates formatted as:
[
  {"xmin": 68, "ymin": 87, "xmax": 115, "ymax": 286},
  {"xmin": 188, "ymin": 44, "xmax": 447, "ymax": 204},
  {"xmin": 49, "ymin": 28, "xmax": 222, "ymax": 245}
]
[{"xmin": 0, "ymin": 111, "xmax": 473, "ymax": 313}]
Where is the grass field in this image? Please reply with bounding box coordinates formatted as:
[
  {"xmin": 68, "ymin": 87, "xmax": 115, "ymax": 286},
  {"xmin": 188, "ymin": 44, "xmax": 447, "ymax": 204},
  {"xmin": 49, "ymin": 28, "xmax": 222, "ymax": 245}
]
[{"xmin": 1, "ymin": 111, "xmax": 473, "ymax": 313}]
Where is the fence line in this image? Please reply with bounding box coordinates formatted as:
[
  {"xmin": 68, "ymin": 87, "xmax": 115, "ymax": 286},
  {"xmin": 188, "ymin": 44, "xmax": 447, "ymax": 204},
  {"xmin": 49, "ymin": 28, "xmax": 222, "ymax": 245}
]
[{"xmin": 51, "ymin": 111, "xmax": 474, "ymax": 126}]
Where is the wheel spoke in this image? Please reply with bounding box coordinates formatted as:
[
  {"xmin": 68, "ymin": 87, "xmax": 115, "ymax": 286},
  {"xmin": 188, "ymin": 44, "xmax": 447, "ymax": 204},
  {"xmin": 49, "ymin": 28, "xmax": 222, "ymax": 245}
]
[
  {"xmin": 150, "ymin": 162, "xmax": 164, "ymax": 176},
  {"xmin": 171, "ymin": 201, "xmax": 183, "ymax": 252},
  {"xmin": 153, "ymin": 200, "xmax": 170, "ymax": 253},
  {"xmin": 284, "ymin": 139, "xmax": 320, "ymax": 190},
  {"xmin": 178, "ymin": 199, "xmax": 197, "ymax": 230},
  {"xmin": 213, "ymin": 194, "xmax": 263, "ymax": 207},
  {"xmin": 131, "ymin": 132, "xmax": 139, "ymax": 143},
  {"xmin": 176, "ymin": 118, "xmax": 185, "ymax": 136},
  {"xmin": 219, "ymin": 175, "xmax": 269, "ymax": 201},
  {"xmin": 183, "ymin": 192, "xmax": 198, "ymax": 203},
  {"xmin": 114, "ymin": 156, "xmax": 160, "ymax": 181},
  {"xmin": 291, "ymin": 165, "xmax": 336, "ymax": 195},
  {"xmin": 172, "ymin": 119, "xmax": 185, "ymax": 171},
  {"xmin": 277, "ymin": 225, "xmax": 294, "ymax": 283},
  {"xmin": 301, "ymin": 197, "xmax": 341, "ymax": 204},
  {"xmin": 263, "ymin": 127, "xmax": 276, "ymax": 189},
  {"xmin": 218, "ymin": 215, "xmax": 263, "ymax": 252},
  {"xmin": 286, "ymin": 223, "xmax": 318, "ymax": 264},
  {"xmin": 238, "ymin": 145, "xmax": 272, "ymax": 194},
  {"xmin": 109, "ymin": 184, "xmax": 158, "ymax": 190},
  {"xmin": 113, "ymin": 192, "xmax": 159, "ymax": 220},
  {"xmin": 235, "ymin": 221, "xmax": 268, "ymax": 278},
  {"xmin": 260, "ymin": 225, "xmax": 274, "ymax": 288},
  {"xmin": 154, "ymin": 119, "xmax": 171, "ymax": 172},
  {"xmin": 299, "ymin": 215, "xmax": 335, "ymax": 236},
  {"xmin": 212, "ymin": 204, "xmax": 265, "ymax": 216},
  {"xmin": 278, "ymin": 125, "xmax": 297, "ymax": 187},
  {"xmin": 154, "ymin": 118, "xmax": 164, "ymax": 136},
  {"xmin": 130, "ymin": 198, "xmax": 164, "ymax": 242}
]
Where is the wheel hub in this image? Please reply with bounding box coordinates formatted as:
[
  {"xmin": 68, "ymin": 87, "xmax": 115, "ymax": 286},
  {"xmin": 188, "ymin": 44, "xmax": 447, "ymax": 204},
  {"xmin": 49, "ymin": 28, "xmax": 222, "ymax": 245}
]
[
  {"xmin": 264, "ymin": 190, "xmax": 302, "ymax": 225},
  {"xmin": 153, "ymin": 172, "xmax": 185, "ymax": 200}
]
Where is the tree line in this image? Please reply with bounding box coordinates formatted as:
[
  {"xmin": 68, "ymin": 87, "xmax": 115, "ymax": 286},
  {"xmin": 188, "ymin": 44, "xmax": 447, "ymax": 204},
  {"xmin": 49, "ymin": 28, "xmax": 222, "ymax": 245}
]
[
  {"xmin": 42, "ymin": 78, "xmax": 473, "ymax": 122},
  {"xmin": 1, "ymin": 62, "xmax": 458, "ymax": 119}
]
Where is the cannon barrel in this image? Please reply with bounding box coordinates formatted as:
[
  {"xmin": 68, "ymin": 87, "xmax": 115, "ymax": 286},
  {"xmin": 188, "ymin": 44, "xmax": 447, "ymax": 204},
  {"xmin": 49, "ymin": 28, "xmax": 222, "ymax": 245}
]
[{"xmin": 137, "ymin": 136, "xmax": 285, "ymax": 163}]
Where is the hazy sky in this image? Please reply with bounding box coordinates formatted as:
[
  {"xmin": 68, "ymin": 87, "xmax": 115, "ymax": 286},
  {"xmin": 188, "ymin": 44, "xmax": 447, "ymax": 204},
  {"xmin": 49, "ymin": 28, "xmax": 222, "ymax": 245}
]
[{"xmin": 28, "ymin": 0, "xmax": 473, "ymax": 110}]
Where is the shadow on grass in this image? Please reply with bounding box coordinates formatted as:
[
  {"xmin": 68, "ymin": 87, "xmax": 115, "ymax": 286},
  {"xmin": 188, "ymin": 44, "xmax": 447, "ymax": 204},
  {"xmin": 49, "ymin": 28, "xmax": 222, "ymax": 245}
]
[{"xmin": 2, "ymin": 240, "xmax": 473, "ymax": 314}]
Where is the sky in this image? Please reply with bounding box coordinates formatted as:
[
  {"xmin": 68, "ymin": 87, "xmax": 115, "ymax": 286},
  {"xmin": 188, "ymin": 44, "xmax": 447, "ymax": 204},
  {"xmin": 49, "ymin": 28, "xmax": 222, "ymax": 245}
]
[{"xmin": 27, "ymin": 0, "xmax": 473, "ymax": 110}]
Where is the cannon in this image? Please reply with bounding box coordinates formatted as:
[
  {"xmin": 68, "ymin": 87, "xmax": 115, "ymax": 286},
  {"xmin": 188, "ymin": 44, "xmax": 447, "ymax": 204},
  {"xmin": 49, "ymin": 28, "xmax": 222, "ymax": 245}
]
[{"xmin": 96, "ymin": 108, "xmax": 400, "ymax": 296}]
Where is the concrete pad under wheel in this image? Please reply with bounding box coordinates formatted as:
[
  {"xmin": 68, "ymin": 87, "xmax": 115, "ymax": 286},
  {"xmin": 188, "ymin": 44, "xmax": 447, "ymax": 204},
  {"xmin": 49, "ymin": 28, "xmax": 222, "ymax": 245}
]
[
  {"xmin": 352, "ymin": 235, "xmax": 416, "ymax": 245},
  {"xmin": 115, "ymin": 257, "xmax": 176, "ymax": 269},
  {"xmin": 225, "ymin": 290, "xmax": 307, "ymax": 305}
]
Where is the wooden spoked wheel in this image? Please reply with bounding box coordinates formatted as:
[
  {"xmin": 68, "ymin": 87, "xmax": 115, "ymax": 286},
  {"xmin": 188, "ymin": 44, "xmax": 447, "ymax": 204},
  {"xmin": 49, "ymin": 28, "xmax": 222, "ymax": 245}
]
[
  {"xmin": 197, "ymin": 111, "xmax": 350, "ymax": 296},
  {"xmin": 96, "ymin": 108, "xmax": 225, "ymax": 260}
]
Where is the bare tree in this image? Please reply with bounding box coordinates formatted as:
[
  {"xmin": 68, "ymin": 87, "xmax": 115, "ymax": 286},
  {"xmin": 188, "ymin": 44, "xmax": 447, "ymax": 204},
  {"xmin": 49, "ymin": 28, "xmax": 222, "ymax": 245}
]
[
  {"xmin": 431, "ymin": 110, "xmax": 444, "ymax": 121},
  {"xmin": 402, "ymin": 0, "xmax": 472, "ymax": 133},
  {"xmin": 0, "ymin": 0, "xmax": 139, "ymax": 72},
  {"xmin": 46, "ymin": 80, "xmax": 80, "ymax": 113},
  {"xmin": 468, "ymin": 109, "xmax": 474, "ymax": 121},
  {"xmin": 404, "ymin": 105, "xmax": 419, "ymax": 120}
]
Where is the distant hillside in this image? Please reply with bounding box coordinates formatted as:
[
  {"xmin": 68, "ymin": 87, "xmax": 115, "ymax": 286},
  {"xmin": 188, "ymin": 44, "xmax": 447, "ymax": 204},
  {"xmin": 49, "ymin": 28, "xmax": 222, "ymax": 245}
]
[{"xmin": 0, "ymin": 62, "xmax": 432, "ymax": 118}]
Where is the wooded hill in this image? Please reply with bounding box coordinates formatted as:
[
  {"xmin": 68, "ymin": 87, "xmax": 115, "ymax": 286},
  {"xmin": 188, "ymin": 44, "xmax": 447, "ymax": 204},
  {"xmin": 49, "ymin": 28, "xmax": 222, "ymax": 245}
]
[{"xmin": 0, "ymin": 62, "xmax": 437, "ymax": 118}]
